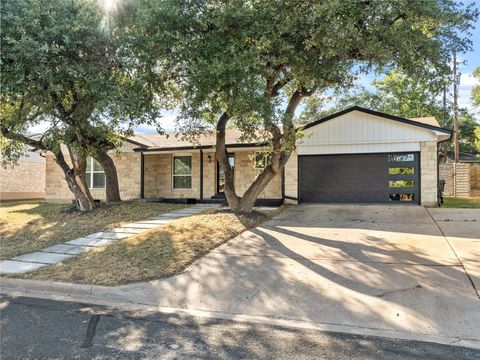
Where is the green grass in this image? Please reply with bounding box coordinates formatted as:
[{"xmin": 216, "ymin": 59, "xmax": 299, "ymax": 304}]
[
  {"xmin": 0, "ymin": 200, "xmax": 184, "ymax": 259},
  {"xmin": 442, "ymin": 197, "xmax": 480, "ymax": 208}
]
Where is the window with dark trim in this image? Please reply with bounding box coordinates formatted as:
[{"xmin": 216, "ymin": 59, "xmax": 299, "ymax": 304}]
[
  {"xmin": 389, "ymin": 154, "xmax": 414, "ymax": 162},
  {"xmin": 389, "ymin": 167, "xmax": 415, "ymax": 175},
  {"xmin": 86, "ymin": 157, "xmax": 105, "ymax": 189},
  {"xmin": 173, "ymin": 155, "xmax": 192, "ymax": 189},
  {"xmin": 389, "ymin": 180, "xmax": 415, "ymax": 188},
  {"xmin": 389, "ymin": 193, "xmax": 415, "ymax": 202}
]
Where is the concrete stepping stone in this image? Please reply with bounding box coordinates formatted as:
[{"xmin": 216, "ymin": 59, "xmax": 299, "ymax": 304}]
[
  {"xmin": 41, "ymin": 244, "xmax": 91, "ymax": 255},
  {"xmin": 105, "ymin": 228, "xmax": 143, "ymax": 234},
  {"xmin": 120, "ymin": 222, "xmax": 163, "ymax": 229},
  {"xmin": 13, "ymin": 252, "xmax": 74, "ymax": 264},
  {"xmin": 135, "ymin": 219, "xmax": 170, "ymax": 225},
  {"xmin": 86, "ymin": 232, "xmax": 131, "ymax": 240},
  {"xmin": 66, "ymin": 237, "xmax": 116, "ymax": 247},
  {"xmin": 0, "ymin": 260, "xmax": 47, "ymax": 274},
  {"xmin": 158, "ymin": 212, "xmax": 191, "ymax": 218}
]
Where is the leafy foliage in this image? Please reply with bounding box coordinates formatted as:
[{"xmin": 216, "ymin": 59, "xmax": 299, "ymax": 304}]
[{"xmin": 0, "ymin": 0, "xmax": 159, "ymax": 161}]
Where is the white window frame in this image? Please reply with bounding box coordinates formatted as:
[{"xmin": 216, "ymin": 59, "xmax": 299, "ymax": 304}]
[
  {"xmin": 86, "ymin": 157, "xmax": 105, "ymax": 189},
  {"xmin": 172, "ymin": 154, "xmax": 193, "ymax": 190},
  {"xmin": 254, "ymin": 151, "xmax": 272, "ymax": 170}
]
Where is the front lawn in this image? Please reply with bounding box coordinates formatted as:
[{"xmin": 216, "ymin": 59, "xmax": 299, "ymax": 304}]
[
  {"xmin": 18, "ymin": 208, "xmax": 283, "ymax": 286},
  {"xmin": 0, "ymin": 200, "xmax": 184, "ymax": 260},
  {"xmin": 442, "ymin": 197, "xmax": 480, "ymax": 208}
]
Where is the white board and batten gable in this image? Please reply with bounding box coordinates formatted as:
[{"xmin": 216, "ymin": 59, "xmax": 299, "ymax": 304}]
[{"xmin": 297, "ymin": 108, "xmax": 450, "ymax": 155}]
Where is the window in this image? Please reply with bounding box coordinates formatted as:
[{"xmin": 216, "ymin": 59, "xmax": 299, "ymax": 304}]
[
  {"xmin": 389, "ymin": 193, "xmax": 415, "ymax": 202},
  {"xmin": 389, "ymin": 180, "xmax": 415, "ymax": 188},
  {"xmin": 254, "ymin": 152, "xmax": 272, "ymax": 169},
  {"xmin": 389, "ymin": 154, "xmax": 414, "ymax": 162},
  {"xmin": 86, "ymin": 157, "xmax": 105, "ymax": 189},
  {"xmin": 389, "ymin": 167, "xmax": 415, "ymax": 175},
  {"xmin": 173, "ymin": 155, "xmax": 192, "ymax": 189}
]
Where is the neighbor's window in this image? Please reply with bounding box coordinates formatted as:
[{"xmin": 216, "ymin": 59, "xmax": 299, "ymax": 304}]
[
  {"xmin": 389, "ymin": 154, "xmax": 415, "ymax": 162},
  {"xmin": 388, "ymin": 167, "xmax": 415, "ymax": 175},
  {"xmin": 254, "ymin": 152, "xmax": 272, "ymax": 169},
  {"xmin": 86, "ymin": 157, "xmax": 105, "ymax": 189},
  {"xmin": 389, "ymin": 180, "xmax": 415, "ymax": 188},
  {"xmin": 173, "ymin": 155, "xmax": 192, "ymax": 189}
]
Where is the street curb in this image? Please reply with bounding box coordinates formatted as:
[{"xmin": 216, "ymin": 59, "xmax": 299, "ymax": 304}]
[
  {"xmin": 1, "ymin": 277, "xmax": 96, "ymax": 296},
  {"xmin": 1, "ymin": 277, "xmax": 479, "ymax": 351}
]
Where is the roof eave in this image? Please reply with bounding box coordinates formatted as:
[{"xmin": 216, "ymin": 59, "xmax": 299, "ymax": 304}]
[{"xmin": 302, "ymin": 106, "xmax": 452, "ymax": 135}]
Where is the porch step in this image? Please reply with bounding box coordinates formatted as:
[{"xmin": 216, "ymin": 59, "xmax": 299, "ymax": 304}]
[{"xmin": 211, "ymin": 193, "xmax": 226, "ymax": 200}]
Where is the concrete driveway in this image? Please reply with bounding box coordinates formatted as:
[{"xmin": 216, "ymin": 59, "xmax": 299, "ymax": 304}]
[{"xmin": 121, "ymin": 205, "xmax": 480, "ymax": 343}]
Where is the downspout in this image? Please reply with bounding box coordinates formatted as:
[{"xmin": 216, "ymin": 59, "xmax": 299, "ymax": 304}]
[
  {"xmin": 281, "ymin": 166, "xmax": 285, "ymax": 203},
  {"xmin": 199, "ymin": 149, "xmax": 204, "ymax": 200},
  {"xmin": 140, "ymin": 152, "xmax": 145, "ymax": 200}
]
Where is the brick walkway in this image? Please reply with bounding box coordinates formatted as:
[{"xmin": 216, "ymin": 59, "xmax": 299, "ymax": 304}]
[{"xmin": 0, "ymin": 204, "xmax": 220, "ymax": 274}]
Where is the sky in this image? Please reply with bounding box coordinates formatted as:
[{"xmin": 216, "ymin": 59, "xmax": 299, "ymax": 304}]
[{"xmin": 29, "ymin": 2, "xmax": 480, "ymax": 135}]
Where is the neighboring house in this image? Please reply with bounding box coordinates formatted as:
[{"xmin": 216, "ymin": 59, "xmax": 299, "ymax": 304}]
[
  {"xmin": 0, "ymin": 150, "xmax": 46, "ymax": 201},
  {"xmin": 45, "ymin": 106, "xmax": 451, "ymax": 206}
]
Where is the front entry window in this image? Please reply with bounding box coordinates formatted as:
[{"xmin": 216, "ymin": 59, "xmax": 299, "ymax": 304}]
[
  {"xmin": 218, "ymin": 155, "xmax": 234, "ymax": 193},
  {"xmin": 86, "ymin": 157, "xmax": 105, "ymax": 189},
  {"xmin": 173, "ymin": 155, "xmax": 192, "ymax": 189}
]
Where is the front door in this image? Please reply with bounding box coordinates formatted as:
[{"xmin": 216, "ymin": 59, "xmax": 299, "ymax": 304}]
[{"xmin": 217, "ymin": 154, "xmax": 235, "ymax": 193}]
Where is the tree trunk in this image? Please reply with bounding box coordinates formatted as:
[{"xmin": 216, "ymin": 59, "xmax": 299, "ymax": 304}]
[
  {"xmin": 215, "ymin": 112, "xmax": 241, "ymax": 210},
  {"xmin": 94, "ymin": 150, "xmax": 121, "ymax": 203},
  {"xmin": 55, "ymin": 149, "xmax": 96, "ymax": 211},
  {"xmin": 216, "ymin": 87, "xmax": 308, "ymax": 213}
]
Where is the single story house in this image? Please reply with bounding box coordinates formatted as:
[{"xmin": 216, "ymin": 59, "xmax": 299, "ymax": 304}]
[{"xmin": 45, "ymin": 106, "xmax": 451, "ymax": 206}]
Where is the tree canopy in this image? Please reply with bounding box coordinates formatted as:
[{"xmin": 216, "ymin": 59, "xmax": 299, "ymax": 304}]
[
  {"xmin": 123, "ymin": 0, "xmax": 478, "ymax": 211},
  {"xmin": 1, "ymin": 0, "xmax": 159, "ymax": 209}
]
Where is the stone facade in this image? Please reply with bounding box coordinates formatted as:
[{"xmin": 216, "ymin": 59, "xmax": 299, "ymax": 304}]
[
  {"xmin": 144, "ymin": 152, "xmax": 201, "ymax": 199},
  {"xmin": 0, "ymin": 157, "xmax": 45, "ymax": 201},
  {"xmin": 143, "ymin": 150, "xmax": 282, "ymax": 200},
  {"xmin": 45, "ymin": 147, "xmax": 141, "ymax": 202},
  {"xmin": 420, "ymin": 141, "xmax": 438, "ymax": 206},
  {"xmin": 284, "ymin": 150, "xmax": 298, "ymax": 204},
  {"xmin": 233, "ymin": 151, "xmax": 282, "ymax": 199}
]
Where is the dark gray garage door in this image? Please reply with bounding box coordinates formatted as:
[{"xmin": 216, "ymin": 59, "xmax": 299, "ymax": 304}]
[{"xmin": 298, "ymin": 152, "xmax": 419, "ymax": 204}]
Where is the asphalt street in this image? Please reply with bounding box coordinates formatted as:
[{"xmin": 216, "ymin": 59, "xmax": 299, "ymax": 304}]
[{"xmin": 0, "ymin": 295, "xmax": 479, "ymax": 359}]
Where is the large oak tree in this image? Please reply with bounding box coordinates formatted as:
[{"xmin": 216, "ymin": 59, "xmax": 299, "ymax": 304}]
[
  {"xmin": 1, "ymin": 0, "xmax": 158, "ymax": 210},
  {"xmin": 123, "ymin": 0, "xmax": 478, "ymax": 212}
]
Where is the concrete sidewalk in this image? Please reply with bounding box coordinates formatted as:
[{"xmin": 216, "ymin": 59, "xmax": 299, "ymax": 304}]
[{"xmin": 0, "ymin": 203, "xmax": 220, "ymax": 274}]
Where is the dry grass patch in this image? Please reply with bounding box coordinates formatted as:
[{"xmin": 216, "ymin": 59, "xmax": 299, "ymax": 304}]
[
  {"xmin": 0, "ymin": 200, "xmax": 184, "ymax": 259},
  {"xmin": 20, "ymin": 207, "xmax": 284, "ymax": 286}
]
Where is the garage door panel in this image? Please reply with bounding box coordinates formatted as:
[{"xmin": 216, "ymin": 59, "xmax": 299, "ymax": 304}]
[{"xmin": 299, "ymin": 153, "xmax": 419, "ymax": 204}]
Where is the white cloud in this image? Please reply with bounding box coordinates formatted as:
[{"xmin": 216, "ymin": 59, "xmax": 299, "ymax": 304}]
[{"xmin": 457, "ymin": 72, "xmax": 478, "ymax": 111}]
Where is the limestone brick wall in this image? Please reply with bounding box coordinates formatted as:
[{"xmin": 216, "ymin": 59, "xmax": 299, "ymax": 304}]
[
  {"xmin": 144, "ymin": 153, "xmax": 201, "ymax": 199},
  {"xmin": 283, "ymin": 150, "xmax": 298, "ymax": 204},
  {"xmin": 45, "ymin": 151, "xmax": 141, "ymax": 202},
  {"xmin": 0, "ymin": 159, "xmax": 46, "ymax": 200},
  {"xmin": 202, "ymin": 151, "xmax": 216, "ymax": 198},
  {"xmin": 233, "ymin": 151, "xmax": 282, "ymax": 199},
  {"xmin": 420, "ymin": 141, "xmax": 438, "ymax": 206}
]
